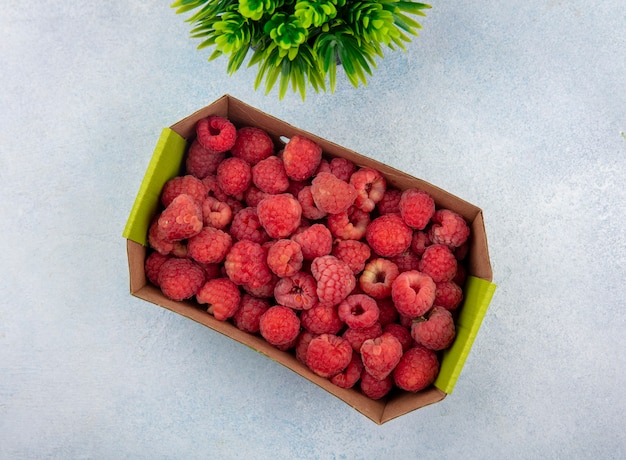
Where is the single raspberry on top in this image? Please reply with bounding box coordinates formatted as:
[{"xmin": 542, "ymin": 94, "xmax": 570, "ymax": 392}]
[
  {"xmin": 252, "ymin": 155, "xmax": 290, "ymax": 194},
  {"xmin": 376, "ymin": 188, "xmax": 402, "ymax": 215},
  {"xmin": 411, "ymin": 306, "xmax": 456, "ymax": 351},
  {"xmin": 391, "ymin": 270, "xmax": 436, "ymax": 318},
  {"xmin": 399, "ymin": 188, "xmax": 435, "ymax": 230},
  {"xmin": 187, "ymin": 227, "xmax": 232, "ymax": 264},
  {"xmin": 291, "ymin": 223, "xmax": 332, "ymax": 260},
  {"xmin": 232, "ymin": 294, "xmax": 270, "ymax": 334},
  {"xmin": 158, "ymin": 194, "xmax": 203, "ymax": 241},
  {"xmin": 259, "ymin": 305, "xmax": 301, "ymax": 347},
  {"xmin": 332, "ymin": 239, "xmax": 371, "ymax": 275},
  {"xmin": 434, "ymin": 280, "xmax": 464, "ymax": 311},
  {"xmin": 231, "ymin": 126, "xmax": 274, "ymax": 165},
  {"xmin": 337, "ymin": 294, "xmax": 380, "ymax": 329},
  {"xmin": 310, "ymin": 172, "xmax": 357, "ymax": 215},
  {"xmin": 161, "ymin": 175, "xmax": 208, "ymax": 207},
  {"xmin": 266, "ymin": 239, "xmax": 303, "ymax": 278},
  {"xmin": 274, "ymin": 271, "xmax": 317, "ymax": 310},
  {"xmin": 145, "ymin": 251, "xmax": 171, "ymax": 287},
  {"xmin": 224, "ymin": 239, "xmax": 272, "ymax": 289},
  {"xmin": 418, "ymin": 244, "xmax": 457, "ymax": 283},
  {"xmin": 158, "ymin": 257, "xmax": 206, "ymax": 301},
  {"xmin": 349, "ymin": 167, "xmax": 387, "ymax": 213},
  {"xmin": 256, "ymin": 193, "xmax": 302, "ymax": 239},
  {"xmin": 185, "ymin": 139, "xmax": 225, "ymax": 179},
  {"xmin": 360, "ymin": 332, "xmax": 403, "ymax": 381},
  {"xmin": 365, "ymin": 213, "xmax": 412, "ymax": 258},
  {"xmin": 300, "ymin": 303, "xmax": 344, "ymax": 335},
  {"xmin": 326, "ymin": 207, "xmax": 370, "ymax": 240},
  {"xmin": 429, "ymin": 209, "xmax": 470, "ymax": 248},
  {"xmin": 329, "ymin": 157, "xmax": 356, "ymax": 182},
  {"xmin": 196, "ymin": 277, "xmax": 241, "ymax": 321},
  {"xmin": 360, "ymin": 370, "xmax": 394, "ymax": 400},
  {"xmin": 393, "ymin": 346, "xmax": 439, "ymax": 392},
  {"xmin": 217, "ymin": 157, "xmax": 252, "ymax": 197},
  {"xmin": 330, "ymin": 351, "xmax": 363, "ymax": 389},
  {"xmin": 282, "ymin": 135, "xmax": 322, "ymax": 181},
  {"xmin": 201, "ymin": 196, "xmax": 232, "ymax": 229},
  {"xmin": 359, "ymin": 258, "xmax": 400, "ymax": 299},
  {"xmin": 196, "ymin": 115, "xmax": 237, "ymax": 153},
  {"xmin": 311, "ymin": 255, "xmax": 356, "ymax": 307},
  {"xmin": 229, "ymin": 207, "xmax": 270, "ymax": 244},
  {"xmin": 306, "ymin": 333, "xmax": 352, "ymax": 378}
]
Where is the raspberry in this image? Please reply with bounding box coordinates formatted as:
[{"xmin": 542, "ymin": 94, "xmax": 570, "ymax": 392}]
[
  {"xmin": 295, "ymin": 330, "xmax": 319, "ymax": 364},
  {"xmin": 411, "ymin": 306, "xmax": 456, "ymax": 350},
  {"xmin": 196, "ymin": 277, "xmax": 241, "ymax": 321},
  {"xmin": 332, "ymin": 240, "xmax": 371, "ymax": 275},
  {"xmin": 252, "ymin": 155, "xmax": 290, "ymax": 194},
  {"xmin": 360, "ymin": 370, "xmax": 393, "ymax": 400},
  {"xmin": 297, "ymin": 186, "xmax": 327, "ymax": 220},
  {"xmin": 229, "ymin": 207, "xmax": 270, "ymax": 244},
  {"xmin": 259, "ymin": 305, "xmax": 301, "ymax": 347},
  {"xmin": 158, "ymin": 258, "xmax": 205, "ymax": 301},
  {"xmin": 187, "ymin": 227, "xmax": 232, "ymax": 264},
  {"xmin": 148, "ymin": 217, "xmax": 175, "ymax": 255},
  {"xmin": 291, "ymin": 223, "xmax": 332, "ymax": 260},
  {"xmin": 418, "ymin": 244, "xmax": 457, "ymax": 283},
  {"xmin": 242, "ymin": 273, "xmax": 279, "ymax": 298},
  {"xmin": 429, "ymin": 209, "xmax": 470, "ymax": 248},
  {"xmin": 196, "ymin": 115, "xmax": 237, "ymax": 153},
  {"xmin": 310, "ymin": 255, "xmax": 356, "ymax": 307},
  {"xmin": 231, "ymin": 126, "xmax": 274, "ymax": 165},
  {"xmin": 232, "ymin": 294, "xmax": 270, "ymax": 333},
  {"xmin": 376, "ymin": 298, "xmax": 399, "ymax": 327},
  {"xmin": 337, "ymin": 294, "xmax": 379, "ymax": 329},
  {"xmin": 244, "ymin": 185, "xmax": 268, "ymax": 208},
  {"xmin": 383, "ymin": 323, "xmax": 413, "ymax": 352},
  {"xmin": 274, "ymin": 271, "xmax": 318, "ymax": 310},
  {"xmin": 310, "ymin": 172, "xmax": 357, "ymax": 214},
  {"xmin": 349, "ymin": 167, "xmax": 386, "ymax": 213},
  {"xmin": 326, "ymin": 207, "xmax": 370, "ymax": 240},
  {"xmin": 434, "ymin": 281, "xmax": 463, "ymax": 311},
  {"xmin": 376, "ymin": 188, "xmax": 402, "ymax": 215},
  {"xmin": 329, "ymin": 157, "xmax": 356, "ymax": 182},
  {"xmin": 360, "ymin": 333, "xmax": 403, "ymax": 380},
  {"xmin": 256, "ymin": 193, "xmax": 302, "ymax": 239},
  {"xmin": 359, "ymin": 258, "xmax": 400, "ymax": 299},
  {"xmin": 198, "ymin": 262, "xmax": 222, "ymax": 280},
  {"xmin": 315, "ymin": 158, "xmax": 331, "ymax": 175},
  {"xmin": 391, "ymin": 270, "xmax": 436, "ymax": 318},
  {"xmin": 305, "ymin": 334, "xmax": 352, "ymax": 378},
  {"xmin": 392, "ymin": 346, "xmax": 439, "ymax": 392},
  {"xmin": 399, "ymin": 189, "xmax": 435, "ymax": 230},
  {"xmin": 330, "ymin": 351, "xmax": 363, "ymax": 389},
  {"xmin": 365, "ymin": 213, "xmax": 412, "ymax": 258},
  {"xmin": 224, "ymin": 240, "xmax": 272, "ymax": 289},
  {"xmin": 342, "ymin": 322, "xmax": 383, "ymax": 352},
  {"xmin": 161, "ymin": 175, "xmax": 208, "ymax": 207},
  {"xmin": 145, "ymin": 251, "xmax": 171, "ymax": 287},
  {"xmin": 282, "ymin": 135, "xmax": 322, "ymax": 181},
  {"xmin": 201, "ymin": 174, "xmax": 228, "ymax": 202},
  {"xmin": 217, "ymin": 157, "xmax": 252, "ymax": 197},
  {"xmin": 389, "ymin": 250, "xmax": 421, "ymax": 273},
  {"xmin": 201, "ymin": 196, "xmax": 232, "ymax": 229},
  {"xmin": 286, "ymin": 178, "xmax": 308, "ymax": 198},
  {"xmin": 158, "ymin": 194, "xmax": 203, "ymax": 241},
  {"xmin": 266, "ymin": 239, "xmax": 303, "ymax": 277},
  {"xmin": 185, "ymin": 139, "xmax": 225, "ymax": 179},
  {"xmin": 411, "ymin": 230, "xmax": 432, "ymax": 256},
  {"xmin": 300, "ymin": 303, "xmax": 344, "ymax": 335}
]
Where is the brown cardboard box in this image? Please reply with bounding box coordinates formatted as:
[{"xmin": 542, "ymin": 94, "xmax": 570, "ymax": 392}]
[{"xmin": 123, "ymin": 95, "xmax": 495, "ymax": 424}]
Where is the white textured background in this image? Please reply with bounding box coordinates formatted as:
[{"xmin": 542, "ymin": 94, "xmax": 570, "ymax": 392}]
[{"xmin": 1, "ymin": 1, "xmax": 625, "ymax": 458}]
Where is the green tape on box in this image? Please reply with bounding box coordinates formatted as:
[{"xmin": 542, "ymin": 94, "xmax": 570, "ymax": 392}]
[
  {"xmin": 434, "ymin": 277, "xmax": 497, "ymax": 394},
  {"xmin": 122, "ymin": 128, "xmax": 187, "ymax": 245}
]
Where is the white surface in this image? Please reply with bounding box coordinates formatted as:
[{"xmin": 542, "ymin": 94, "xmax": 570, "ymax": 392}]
[{"xmin": 1, "ymin": 1, "xmax": 625, "ymax": 458}]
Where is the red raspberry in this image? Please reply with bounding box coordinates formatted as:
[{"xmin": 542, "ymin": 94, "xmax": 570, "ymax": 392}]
[
  {"xmin": 360, "ymin": 370, "xmax": 393, "ymax": 400},
  {"xmin": 391, "ymin": 270, "xmax": 436, "ymax": 318},
  {"xmin": 310, "ymin": 255, "xmax": 356, "ymax": 307},
  {"xmin": 411, "ymin": 230, "xmax": 432, "ymax": 256},
  {"xmin": 259, "ymin": 305, "xmax": 301, "ymax": 347},
  {"xmin": 231, "ymin": 126, "xmax": 274, "ymax": 165},
  {"xmin": 342, "ymin": 322, "xmax": 383, "ymax": 352},
  {"xmin": 196, "ymin": 277, "xmax": 241, "ymax": 321},
  {"xmin": 383, "ymin": 323, "xmax": 413, "ymax": 352},
  {"xmin": 411, "ymin": 306, "xmax": 456, "ymax": 350},
  {"xmin": 252, "ymin": 155, "xmax": 290, "ymax": 194},
  {"xmin": 418, "ymin": 244, "xmax": 457, "ymax": 283},
  {"xmin": 337, "ymin": 294, "xmax": 379, "ymax": 329},
  {"xmin": 389, "ymin": 250, "xmax": 421, "ymax": 273},
  {"xmin": 434, "ymin": 280, "xmax": 463, "ymax": 311},
  {"xmin": 376, "ymin": 188, "xmax": 402, "ymax": 215},
  {"xmin": 196, "ymin": 115, "xmax": 237, "ymax": 153},
  {"xmin": 291, "ymin": 223, "xmax": 332, "ymax": 260},
  {"xmin": 256, "ymin": 193, "xmax": 302, "ymax": 239},
  {"xmin": 365, "ymin": 213, "xmax": 412, "ymax": 258},
  {"xmin": 224, "ymin": 240, "xmax": 272, "ymax": 289},
  {"xmin": 360, "ymin": 333, "xmax": 403, "ymax": 380},
  {"xmin": 232, "ymin": 294, "xmax": 270, "ymax": 333},
  {"xmin": 330, "ymin": 351, "xmax": 363, "ymax": 389},
  {"xmin": 201, "ymin": 174, "xmax": 228, "ymax": 202},
  {"xmin": 282, "ymin": 135, "xmax": 322, "ymax": 181},
  {"xmin": 187, "ymin": 227, "xmax": 232, "ymax": 264},
  {"xmin": 306, "ymin": 334, "xmax": 352, "ymax": 378},
  {"xmin": 359, "ymin": 258, "xmax": 400, "ymax": 299},
  {"xmin": 198, "ymin": 262, "xmax": 222, "ymax": 280},
  {"xmin": 393, "ymin": 346, "xmax": 439, "ymax": 392},
  {"xmin": 326, "ymin": 207, "xmax": 370, "ymax": 240},
  {"xmin": 274, "ymin": 271, "xmax": 318, "ymax": 310},
  {"xmin": 429, "ymin": 209, "xmax": 470, "ymax": 248},
  {"xmin": 244, "ymin": 185, "xmax": 268, "ymax": 208},
  {"xmin": 300, "ymin": 303, "xmax": 344, "ymax": 335},
  {"xmin": 376, "ymin": 298, "xmax": 399, "ymax": 327},
  {"xmin": 145, "ymin": 251, "xmax": 171, "ymax": 286},
  {"xmin": 185, "ymin": 139, "xmax": 225, "ymax": 179},
  {"xmin": 230, "ymin": 207, "xmax": 270, "ymax": 244},
  {"xmin": 332, "ymin": 240, "xmax": 371, "ymax": 275},
  {"xmin": 161, "ymin": 175, "xmax": 208, "ymax": 207},
  {"xmin": 148, "ymin": 217, "xmax": 175, "ymax": 255},
  {"xmin": 399, "ymin": 189, "xmax": 435, "ymax": 230},
  {"xmin": 295, "ymin": 330, "xmax": 319, "ymax": 364},
  {"xmin": 315, "ymin": 158, "xmax": 331, "ymax": 175},
  {"xmin": 310, "ymin": 172, "xmax": 357, "ymax": 214},
  {"xmin": 297, "ymin": 186, "xmax": 327, "ymax": 220},
  {"xmin": 242, "ymin": 273, "xmax": 279, "ymax": 299},
  {"xmin": 266, "ymin": 239, "xmax": 303, "ymax": 277},
  {"xmin": 329, "ymin": 157, "xmax": 356, "ymax": 182},
  {"xmin": 349, "ymin": 167, "xmax": 387, "ymax": 213},
  {"xmin": 201, "ymin": 196, "xmax": 232, "ymax": 229},
  {"xmin": 158, "ymin": 194, "xmax": 203, "ymax": 241},
  {"xmin": 158, "ymin": 258, "xmax": 205, "ymax": 301},
  {"xmin": 217, "ymin": 157, "xmax": 252, "ymax": 197}
]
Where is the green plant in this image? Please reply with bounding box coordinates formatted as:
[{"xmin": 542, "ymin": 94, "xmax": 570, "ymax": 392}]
[{"xmin": 171, "ymin": 0, "xmax": 431, "ymax": 99}]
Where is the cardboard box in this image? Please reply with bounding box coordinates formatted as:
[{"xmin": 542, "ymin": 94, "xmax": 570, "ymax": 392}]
[{"xmin": 123, "ymin": 95, "xmax": 496, "ymax": 424}]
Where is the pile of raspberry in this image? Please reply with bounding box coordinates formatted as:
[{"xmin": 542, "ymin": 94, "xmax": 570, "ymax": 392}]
[{"xmin": 144, "ymin": 115, "xmax": 471, "ymax": 400}]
